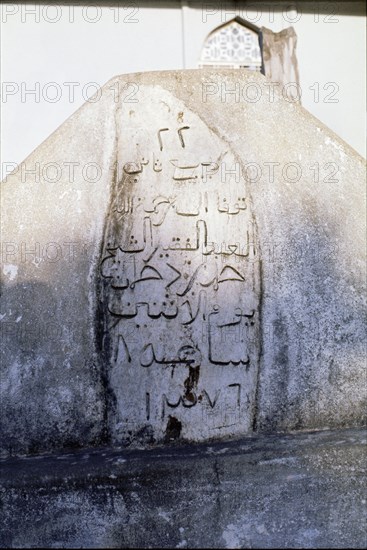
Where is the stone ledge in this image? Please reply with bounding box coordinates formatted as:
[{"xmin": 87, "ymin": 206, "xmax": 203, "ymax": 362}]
[{"xmin": 1, "ymin": 427, "xmax": 366, "ymax": 548}]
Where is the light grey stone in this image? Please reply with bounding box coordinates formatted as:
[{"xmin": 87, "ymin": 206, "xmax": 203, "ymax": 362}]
[
  {"xmin": 102, "ymin": 86, "xmax": 260, "ymax": 445},
  {"xmin": 1, "ymin": 69, "xmax": 366, "ymax": 456}
]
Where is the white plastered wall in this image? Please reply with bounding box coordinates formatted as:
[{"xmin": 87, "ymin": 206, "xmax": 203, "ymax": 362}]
[{"xmin": 0, "ymin": 1, "xmax": 365, "ymax": 179}]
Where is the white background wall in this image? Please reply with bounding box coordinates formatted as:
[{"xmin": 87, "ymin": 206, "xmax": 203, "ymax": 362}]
[{"xmin": 1, "ymin": 1, "xmax": 366, "ymax": 178}]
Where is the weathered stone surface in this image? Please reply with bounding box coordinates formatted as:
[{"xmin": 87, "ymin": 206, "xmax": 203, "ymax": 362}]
[
  {"xmin": 101, "ymin": 88, "xmax": 260, "ymax": 445},
  {"xmin": 1, "ymin": 69, "xmax": 366, "ymax": 456},
  {"xmin": 1, "ymin": 428, "xmax": 366, "ymax": 548},
  {"xmin": 0, "ymin": 85, "xmax": 117, "ymax": 455}
]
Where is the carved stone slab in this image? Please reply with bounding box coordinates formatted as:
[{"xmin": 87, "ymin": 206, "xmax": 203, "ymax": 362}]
[{"xmin": 100, "ymin": 89, "xmax": 260, "ymax": 443}]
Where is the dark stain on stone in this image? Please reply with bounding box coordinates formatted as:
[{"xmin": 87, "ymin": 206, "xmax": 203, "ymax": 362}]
[
  {"xmin": 126, "ymin": 425, "xmax": 156, "ymax": 447},
  {"xmin": 165, "ymin": 416, "xmax": 182, "ymax": 442},
  {"xmin": 252, "ymin": 256, "xmax": 263, "ymax": 433},
  {"xmin": 184, "ymin": 366, "xmax": 200, "ymax": 403},
  {"xmin": 95, "ymin": 158, "xmax": 120, "ymax": 446}
]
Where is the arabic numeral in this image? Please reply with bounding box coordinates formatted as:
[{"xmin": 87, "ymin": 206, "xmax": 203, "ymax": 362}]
[
  {"xmin": 323, "ymin": 82, "xmax": 339, "ymax": 103},
  {"xmin": 123, "ymin": 4, "xmax": 139, "ymax": 23},
  {"xmin": 124, "ymin": 322, "xmax": 138, "ymax": 343},
  {"xmin": 309, "ymin": 82, "xmax": 320, "ymax": 103},
  {"xmin": 314, "ymin": 1, "xmax": 320, "ymax": 23},
  {"xmin": 309, "ymin": 162, "xmax": 320, "ymax": 183},
  {"xmin": 314, "ymin": 2, "xmax": 339, "ymax": 23},
  {"xmin": 324, "ymin": 2, "xmax": 339, "ymax": 23},
  {"xmin": 323, "ymin": 162, "xmax": 339, "ymax": 184},
  {"xmin": 108, "ymin": 81, "xmax": 119, "ymax": 103},
  {"xmin": 309, "ymin": 82, "xmax": 339, "ymax": 103},
  {"xmin": 122, "ymin": 82, "xmax": 139, "ymax": 103}
]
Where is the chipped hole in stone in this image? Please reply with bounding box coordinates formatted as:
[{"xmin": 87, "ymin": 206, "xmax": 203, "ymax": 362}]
[{"xmin": 165, "ymin": 416, "xmax": 182, "ymax": 442}]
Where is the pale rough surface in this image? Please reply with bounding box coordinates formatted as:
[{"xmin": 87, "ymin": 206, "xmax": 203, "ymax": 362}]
[
  {"xmin": 101, "ymin": 86, "xmax": 260, "ymax": 444},
  {"xmin": 1, "ymin": 69, "xmax": 366, "ymax": 456}
]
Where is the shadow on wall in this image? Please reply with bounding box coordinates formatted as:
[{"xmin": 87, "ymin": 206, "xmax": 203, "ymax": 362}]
[
  {"xmin": 0, "ymin": 274, "xmax": 106, "ymax": 457},
  {"xmin": 0, "ymin": 62, "xmax": 365, "ymax": 464},
  {"xmin": 0, "ymin": 200, "xmax": 365, "ymax": 456},
  {"xmin": 255, "ymin": 206, "xmax": 366, "ymax": 433}
]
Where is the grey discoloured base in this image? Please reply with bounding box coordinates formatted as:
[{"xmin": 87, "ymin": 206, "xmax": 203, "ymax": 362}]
[{"xmin": 1, "ymin": 428, "xmax": 366, "ymax": 548}]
